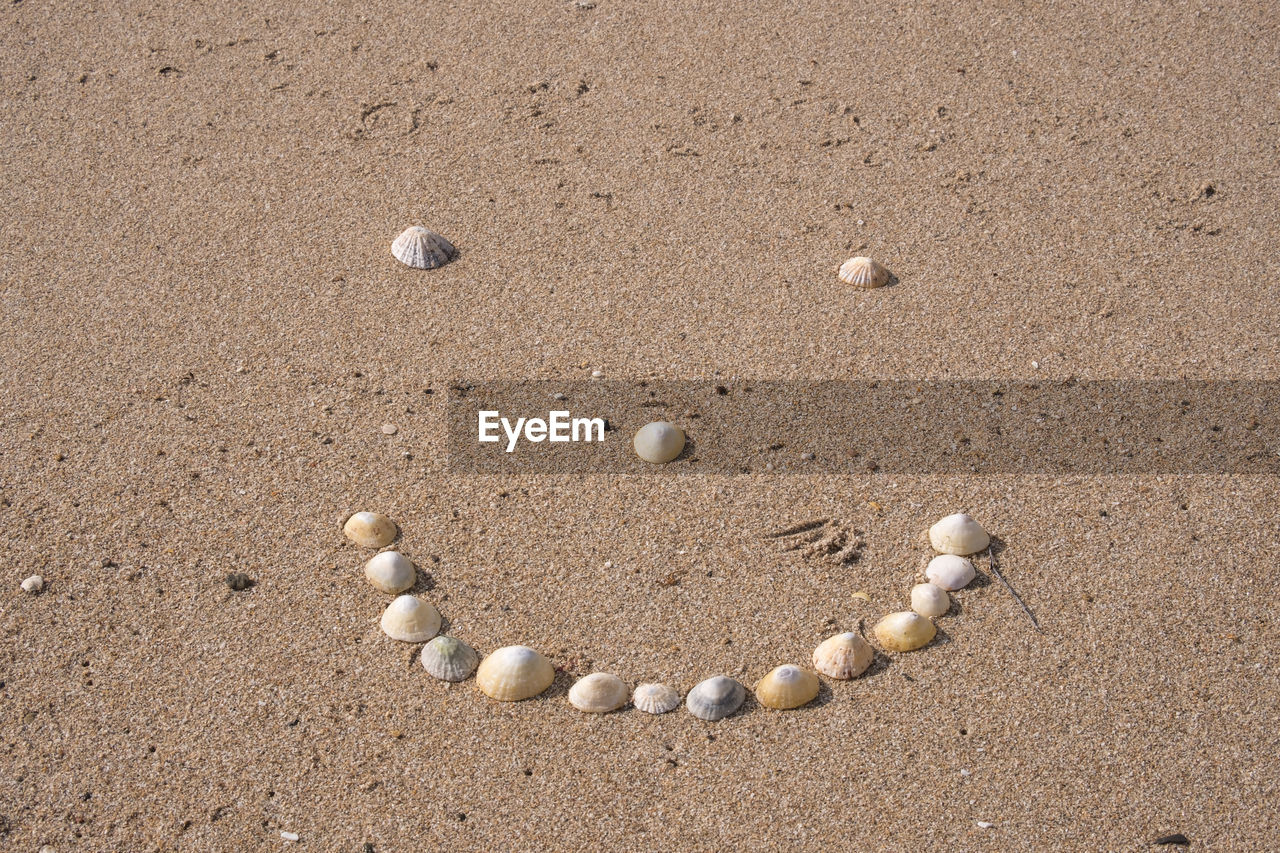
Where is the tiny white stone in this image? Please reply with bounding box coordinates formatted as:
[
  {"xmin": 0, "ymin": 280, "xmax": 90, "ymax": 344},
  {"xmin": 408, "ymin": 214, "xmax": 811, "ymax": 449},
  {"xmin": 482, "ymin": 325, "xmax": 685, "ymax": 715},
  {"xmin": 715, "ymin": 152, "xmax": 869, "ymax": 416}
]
[
  {"xmin": 960, "ymin": 768, "xmax": 971, "ymax": 777},
  {"xmin": 1031, "ymin": 360, "xmax": 1040, "ymax": 369},
  {"xmin": 21, "ymin": 575, "xmax": 44, "ymax": 594},
  {"xmin": 591, "ymin": 369, "xmax": 603, "ymax": 378},
  {"xmin": 551, "ymin": 392, "xmax": 567, "ymax": 400},
  {"xmin": 381, "ymin": 424, "xmax": 398, "ymax": 435},
  {"xmin": 281, "ymin": 830, "xmax": 300, "ymax": 841},
  {"xmin": 976, "ymin": 821, "xmax": 994, "ymax": 829}
]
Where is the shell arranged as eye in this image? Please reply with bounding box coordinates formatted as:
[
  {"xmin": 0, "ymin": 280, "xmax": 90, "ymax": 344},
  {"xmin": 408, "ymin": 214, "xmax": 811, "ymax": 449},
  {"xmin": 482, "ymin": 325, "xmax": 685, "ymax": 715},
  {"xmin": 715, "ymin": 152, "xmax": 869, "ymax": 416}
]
[
  {"xmin": 838, "ymin": 256, "xmax": 890, "ymax": 288},
  {"xmin": 685, "ymin": 675, "xmax": 746, "ymax": 721},
  {"xmin": 754, "ymin": 665, "xmax": 819, "ymax": 710},
  {"xmin": 632, "ymin": 682, "xmax": 681, "ymax": 714},
  {"xmin": 925, "ymin": 554, "xmax": 976, "ymax": 591},
  {"xmin": 873, "ymin": 611, "xmax": 937, "ymax": 652},
  {"xmin": 343, "ymin": 512, "xmax": 397, "ymax": 548},
  {"xmin": 476, "ymin": 645, "xmax": 556, "ymax": 701},
  {"xmin": 910, "ymin": 582, "xmax": 951, "ymax": 618},
  {"xmin": 812, "ymin": 631, "xmax": 873, "ymax": 679},
  {"xmin": 568, "ymin": 672, "xmax": 629, "ymax": 713},
  {"xmin": 928, "ymin": 512, "xmax": 990, "ymax": 555},
  {"xmin": 379, "ymin": 595, "xmax": 441, "ymax": 643},
  {"xmin": 364, "ymin": 551, "xmax": 415, "ymax": 594},
  {"xmin": 391, "ymin": 226, "xmax": 456, "ymax": 270},
  {"xmin": 420, "ymin": 636, "xmax": 480, "ymax": 682}
]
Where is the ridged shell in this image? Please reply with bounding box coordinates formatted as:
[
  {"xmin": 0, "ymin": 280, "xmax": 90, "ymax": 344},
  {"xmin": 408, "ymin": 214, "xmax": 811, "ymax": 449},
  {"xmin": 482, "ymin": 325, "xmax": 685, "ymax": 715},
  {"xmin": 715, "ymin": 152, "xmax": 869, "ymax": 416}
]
[
  {"xmin": 420, "ymin": 636, "xmax": 479, "ymax": 682},
  {"xmin": 633, "ymin": 421, "xmax": 685, "ymax": 464},
  {"xmin": 391, "ymin": 226, "xmax": 456, "ymax": 270},
  {"xmin": 632, "ymin": 683, "xmax": 681, "ymax": 714},
  {"xmin": 343, "ymin": 512, "xmax": 397, "ymax": 548},
  {"xmin": 568, "ymin": 673, "xmax": 629, "ymax": 713},
  {"xmin": 926, "ymin": 554, "xmax": 976, "ymax": 591},
  {"xmin": 812, "ymin": 631, "xmax": 873, "ymax": 679},
  {"xmin": 685, "ymin": 675, "xmax": 745, "ymax": 721},
  {"xmin": 380, "ymin": 595, "xmax": 441, "ymax": 643},
  {"xmin": 928, "ymin": 513, "xmax": 990, "ymax": 555},
  {"xmin": 874, "ymin": 611, "xmax": 937, "ymax": 652},
  {"xmin": 910, "ymin": 582, "xmax": 951, "ymax": 618},
  {"xmin": 755, "ymin": 665, "xmax": 819, "ymax": 710},
  {"xmin": 364, "ymin": 551, "xmax": 415, "ymax": 594},
  {"xmin": 476, "ymin": 645, "xmax": 555, "ymax": 701},
  {"xmin": 838, "ymin": 256, "xmax": 890, "ymax": 288}
]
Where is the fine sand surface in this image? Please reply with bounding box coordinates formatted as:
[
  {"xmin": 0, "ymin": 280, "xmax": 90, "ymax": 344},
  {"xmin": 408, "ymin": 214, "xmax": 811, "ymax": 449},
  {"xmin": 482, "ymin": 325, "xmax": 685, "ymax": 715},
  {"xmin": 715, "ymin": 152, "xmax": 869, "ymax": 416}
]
[{"xmin": 3, "ymin": 1, "xmax": 1279, "ymax": 850}]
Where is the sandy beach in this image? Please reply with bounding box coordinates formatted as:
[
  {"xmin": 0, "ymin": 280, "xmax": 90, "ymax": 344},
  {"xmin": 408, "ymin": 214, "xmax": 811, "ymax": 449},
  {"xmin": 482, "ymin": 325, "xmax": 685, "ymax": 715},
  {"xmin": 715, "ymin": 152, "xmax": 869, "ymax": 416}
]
[{"xmin": 2, "ymin": 1, "xmax": 1279, "ymax": 849}]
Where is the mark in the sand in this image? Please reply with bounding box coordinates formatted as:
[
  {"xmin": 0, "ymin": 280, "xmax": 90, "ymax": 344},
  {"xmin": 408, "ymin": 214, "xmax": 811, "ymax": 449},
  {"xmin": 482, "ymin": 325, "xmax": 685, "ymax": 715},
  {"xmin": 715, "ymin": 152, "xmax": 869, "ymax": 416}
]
[{"xmin": 766, "ymin": 518, "xmax": 864, "ymax": 566}]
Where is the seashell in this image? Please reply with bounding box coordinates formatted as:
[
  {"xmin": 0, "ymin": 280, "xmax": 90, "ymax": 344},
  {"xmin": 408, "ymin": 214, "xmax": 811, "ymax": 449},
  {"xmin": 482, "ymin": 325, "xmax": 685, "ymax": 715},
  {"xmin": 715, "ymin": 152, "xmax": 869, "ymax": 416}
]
[
  {"xmin": 568, "ymin": 672, "xmax": 629, "ymax": 713},
  {"xmin": 873, "ymin": 611, "xmax": 937, "ymax": 652},
  {"xmin": 632, "ymin": 682, "xmax": 681, "ymax": 714},
  {"xmin": 911, "ymin": 582, "xmax": 951, "ymax": 618},
  {"xmin": 633, "ymin": 421, "xmax": 685, "ymax": 464},
  {"xmin": 476, "ymin": 645, "xmax": 555, "ymax": 701},
  {"xmin": 343, "ymin": 511, "xmax": 397, "ymax": 548},
  {"xmin": 838, "ymin": 256, "xmax": 890, "ymax": 288},
  {"xmin": 391, "ymin": 226, "xmax": 456, "ymax": 270},
  {"xmin": 928, "ymin": 512, "xmax": 990, "ymax": 555},
  {"xmin": 755, "ymin": 665, "xmax": 820, "ymax": 710},
  {"xmin": 364, "ymin": 550, "xmax": 415, "ymax": 594},
  {"xmin": 812, "ymin": 631, "xmax": 873, "ymax": 679},
  {"xmin": 420, "ymin": 635, "xmax": 479, "ymax": 682},
  {"xmin": 380, "ymin": 595, "xmax": 441, "ymax": 642},
  {"xmin": 21, "ymin": 575, "xmax": 44, "ymax": 594},
  {"xmin": 685, "ymin": 675, "xmax": 746, "ymax": 721},
  {"xmin": 926, "ymin": 554, "xmax": 976, "ymax": 591}
]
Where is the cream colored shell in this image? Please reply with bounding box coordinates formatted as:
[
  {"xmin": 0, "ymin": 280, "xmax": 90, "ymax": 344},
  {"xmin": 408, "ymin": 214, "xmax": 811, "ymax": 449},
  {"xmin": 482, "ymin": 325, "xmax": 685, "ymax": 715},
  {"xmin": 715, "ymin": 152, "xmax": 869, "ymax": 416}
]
[
  {"xmin": 476, "ymin": 645, "xmax": 555, "ymax": 701},
  {"xmin": 812, "ymin": 631, "xmax": 874, "ymax": 679},
  {"xmin": 568, "ymin": 672, "xmax": 629, "ymax": 713},
  {"xmin": 633, "ymin": 421, "xmax": 685, "ymax": 464},
  {"xmin": 420, "ymin": 636, "xmax": 480, "ymax": 682},
  {"xmin": 379, "ymin": 595, "xmax": 441, "ymax": 643},
  {"xmin": 685, "ymin": 675, "xmax": 745, "ymax": 721},
  {"xmin": 925, "ymin": 554, "xmax": 976, "ymax": 591},
  {"xmin": 873, "ymin": 611, "xmax": 937, "ymax": 652},
  {"xmin": 391, "ymin": 226, "xmax": 456, "ymax": 270},
  {"xmin": 364, "ymin": 551, "xmax": 415, "ymax": 594},
  {"xmin": 928, "ymin": 513, "xmax": 990, "ymax": 555},
  {"xmin": 910, "ymin": 582, "xmax": 951, "ymax": 618},
  {"xmin": 838, "ymin": 256, "xmax": 890, "ymax": 288},
  {"xmin": 343, "ymin": 512, "xmax": 397, "ymax": 548},
  {"xmin": 632, "ymin": 682, "xmax": 681, "ymax": 714},
  {"xmin": 755, "ymin": 665, "xmax": 820, "ymax": 710}
]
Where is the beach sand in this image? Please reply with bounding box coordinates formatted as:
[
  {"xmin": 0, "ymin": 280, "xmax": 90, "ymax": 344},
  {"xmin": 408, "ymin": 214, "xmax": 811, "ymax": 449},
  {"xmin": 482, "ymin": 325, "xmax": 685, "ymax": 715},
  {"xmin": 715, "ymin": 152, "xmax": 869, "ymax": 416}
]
[{"xmin": 2, "ymin": 1, "xmax": 1278, "ymax": 849}]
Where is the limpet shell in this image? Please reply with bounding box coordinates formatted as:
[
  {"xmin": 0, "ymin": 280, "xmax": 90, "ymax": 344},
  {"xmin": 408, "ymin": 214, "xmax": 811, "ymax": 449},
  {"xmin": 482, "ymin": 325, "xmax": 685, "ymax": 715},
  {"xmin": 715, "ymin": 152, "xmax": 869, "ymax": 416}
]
[
  {"xmin": 838, "ymin": 256, "xmax": 890, "ymax": 289},
  {"xmin": 812, "ymin": 631, "xmax": 874, "ymax": 679},
  {"xmin": 364, "ymin": 551, "xmax": 415, "ymax": 594},
  {"xmin": 926, "ymin": 554, "xmax": 976, "ymax": 591},
  {"xmin": 755, "ymin": 665, "xmax": 820, "ymax": 710},
  {"xmin": 632, "ymin": 682, "xmax": 681, "ymax": 715},
  {"xmin": 928, "ymin": 512, "xmax": 990, "ymax": 555},
  {"xmin": 420, "ymin": 636, "xmax": 479, "ymax": 682},
  {"xmin": 633, "ymin": 421, "xmax": 685, "ymax": 464},
  {"xmin": 380, "ymin": 595, "xmax": 441, "ymax": 643},
  {"xmin": 21, "ymin": 575, "xmax": 44, "ymax": 594},
  {"xmin": 874, "ymin": 611, "xmax": 937, "ymax": 652},
  {"xmin": 911, "ymin": 582, "xmax": 951, "ymax": 618},
  {"xmin": 343, "ymin": 511, "xmax": 397, "ymax": 548},
  {"xmin": 685, "ymin": 675, "xmax": 746, "ymax": 721},
  {"xmin": 568, "ymin": 672, "xmax": 629, "ymax": 713},
  {"xmin": 391, "ymin": 225, "xmax": 456, "ymax": 270},
  {"xmin": 476, "ymin": 645, "xmax": 555, "ymax": 701}
]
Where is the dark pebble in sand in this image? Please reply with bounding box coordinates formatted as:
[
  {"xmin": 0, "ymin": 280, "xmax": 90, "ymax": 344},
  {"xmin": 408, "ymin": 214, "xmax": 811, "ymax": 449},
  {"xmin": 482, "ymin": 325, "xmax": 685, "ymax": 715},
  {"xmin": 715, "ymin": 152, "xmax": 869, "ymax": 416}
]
[
  {"xmin": 225, "ymin": 572, "xmax": 254, "ymax": 591},
  {"xmin": 1154, "ymin": 834, "xmax": 1190, "ymax": 846}
]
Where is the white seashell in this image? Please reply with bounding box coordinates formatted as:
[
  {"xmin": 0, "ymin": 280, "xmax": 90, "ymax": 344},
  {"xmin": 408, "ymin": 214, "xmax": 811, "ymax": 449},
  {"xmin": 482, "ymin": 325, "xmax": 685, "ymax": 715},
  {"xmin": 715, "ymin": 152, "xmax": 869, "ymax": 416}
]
[
  {"xmin": 755, "ymin": 665, "xmax": 820, "ymax": 710},
  {"xmin": 364, "ymin": 551, "xmax": 415, "ymax": 594},
  {"xmin": 391, "ymin": 225, "xmax": 456, "ymax": 270},
  {"xmin": 633, "ymin": 421, "xmax": 685, "ymax": 463},
  {"xmin": 421, "ymin": 636, "xmax": 480, "ymax": 682},
  {"xmin": 928, "ymin": 512, "xmax": 990, "ymax": 555},
  {"xmin": 21, "ymin": 575, "xmax": 44, "ymax": 594},
  {"xmin": 926, "ymin": 554, "xmax": 976, "ymax": 591},
  {"xmin": 343, "ymin": 511, "xmax": 397, "ymax": 548},
  {"xmin": 812, "ymin": 631, "xmax": 873, "ymax": 679},
  {"xmin": 874, "ymin": 611, "xmax": 937, "ymax": 652},
  {"xmin": 911, "ymin": 582, "xmax": 951, "ymax": 618},
  {"xmin": 476, "ymin": 645, "xmax": 555, "ymax": 701},
  {"xmin": 632, "ymin": 682, "xmax": 681, "ymax": 714},
  {"xmin": 685, "ymin": 675, "xmax": 746, "ymax": 721},
  {"xmin": 379, "ymin": 595, "xmax": 441, "ymax": 643},
  {"xmin": 838, "ymin": 256, "xmax": 890, "ymax": 288},
  {"xmin": 568, "ymin": 672, "xmax": 629, "ymax": 713}
]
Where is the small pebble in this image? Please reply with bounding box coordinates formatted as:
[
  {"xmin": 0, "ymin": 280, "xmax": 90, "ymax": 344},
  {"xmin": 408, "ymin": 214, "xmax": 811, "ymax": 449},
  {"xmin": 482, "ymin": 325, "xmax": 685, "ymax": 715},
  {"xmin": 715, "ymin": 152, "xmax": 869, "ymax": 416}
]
[
  {"xmin": 976, "ymin": 821, "xmax": 994, "ymax": 829},
  {"xmin": 381, "ymin": 424, "xmax": 398, "ymax": 435},
  {"xmin": 21, "ymin": 575, "xmax": 44, "ymax": 594},
  {"xmin": 225, "ymin": 572, "xmax": 254, "ymax": 591},
  {"xmin": 1154, "ymin": 834, "xmax": 1191, "ymax": 847},
  {"xmin": 590, "ymin": 369, "xmax": 603, "ymax": 378},
  {"xmin": 281, "ymin": 831, "xmax": 300, "ymax": 842}
]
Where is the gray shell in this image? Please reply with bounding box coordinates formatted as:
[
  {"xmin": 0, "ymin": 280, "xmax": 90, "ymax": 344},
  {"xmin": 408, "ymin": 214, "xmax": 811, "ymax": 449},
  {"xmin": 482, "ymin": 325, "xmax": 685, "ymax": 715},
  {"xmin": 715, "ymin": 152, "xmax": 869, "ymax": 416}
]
[
  {"xmin": 420, "ymin": 636, "xmax": 479, "ymax": 682},
  {"xmin": 685, "ymin": 675, "xmax": 746, "ymax": 721}
]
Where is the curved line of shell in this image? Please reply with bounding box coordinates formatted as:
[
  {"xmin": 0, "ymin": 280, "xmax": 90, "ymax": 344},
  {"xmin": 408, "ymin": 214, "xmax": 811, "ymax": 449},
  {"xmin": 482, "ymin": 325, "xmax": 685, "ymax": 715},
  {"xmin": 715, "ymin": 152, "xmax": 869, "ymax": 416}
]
[{"xmin": 344, "ymin": 510, "xmax": 989, "ymax": 717}]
